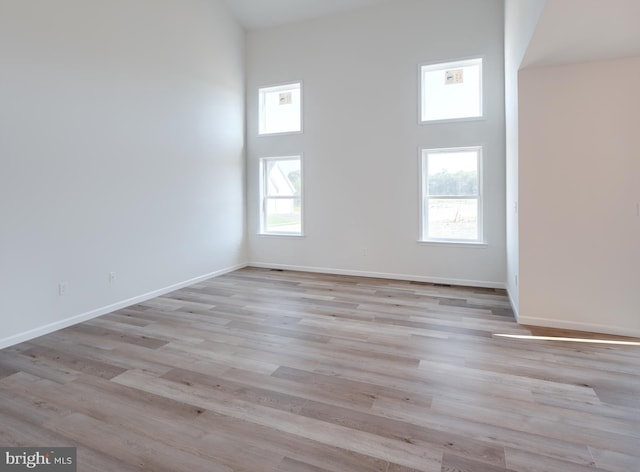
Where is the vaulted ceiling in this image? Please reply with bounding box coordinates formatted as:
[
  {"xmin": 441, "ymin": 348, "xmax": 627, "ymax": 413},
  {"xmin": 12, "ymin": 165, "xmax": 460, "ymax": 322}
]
[
  {"xmin": 222, "ymin": 0, "xmax": 390, "ymax": 30},
  {"xmin": 522, "ymin": 0, "xmax": 640, "ymax": 67},
  {"xmin": 224, "ymin": 0, "xmax": 640, "ymax": 68}
]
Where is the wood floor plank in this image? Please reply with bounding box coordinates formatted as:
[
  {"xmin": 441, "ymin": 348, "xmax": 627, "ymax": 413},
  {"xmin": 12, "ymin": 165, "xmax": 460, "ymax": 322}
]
[
  {"xmin": 161, "ymin": 367, "xmax": 309, "ymax": 414},
  {"xmin": 441, "ymin": 452, "xmax": 516, "ymax": 472},
  {"xmin": 588, "ymin": 446, "xmax": 640, "ymax": 472},
  {"xmin": 271, "ymin": 365, "xmax": 434, "ymax": 408},
  {"xmin": 0, "ymin": 410, "xmax": 144, "ymax": 472},
  {"xmin": 20, "ymin": 344, "xmax": 127, "ymax": 380},
  {"xmin": 222, "ymin": 367, "xmax": 378, "ymax": 410},
  {"xmin": 193, "ymin": 410, "xmax": 389, "ymax": 472},
  {"xmin": 27, "ymin": 332, "xmax": 174, "ymax": 377},
  {"xmin": 369, "ymin": 397, "xmax": 598, "ymax": 468},
  {"xmin": 504, "ymin": 448, "xmax": 609, "ymax": 472},
  {"xmin": 297, "ymin": 398, "xmax": 506, "ymax": 468},
  {"xmin": 45, "ymin": 412, "xmax": 234, "ymax": 472},
  {"xmin": 0, "ymin": 363, "xmax": 17, "ymax": 379},
  {"xmin": 0, "ymin": 348, "xmax": 79, "ymax": 384},
  {"xmin": 1, "ymin": 267, "xmax": 638, "ymax": 471},
  {"xmin": 112, "ymin": 369, "xmax": 444, "ymax": 471},
  {"xmin": 430, "ymin": 395, "xmax": 640, "ymax": 457},
  {"xmin": 277, "ymin": 457, "xmax": 334, "ymax": 472}
]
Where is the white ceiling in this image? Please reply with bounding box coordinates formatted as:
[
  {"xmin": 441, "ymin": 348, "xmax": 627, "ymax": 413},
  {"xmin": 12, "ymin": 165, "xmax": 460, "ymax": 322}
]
[
  {"xmin": 522, "ymin": 0, "xmax": 640, "ymax": 68},
  {"xmin": 224, "ymin": 0, "xmax": 640, "ymax": 66},
  {"xmin": 222, "ymin": 0, "xmax": 390, "ymax": 30}
]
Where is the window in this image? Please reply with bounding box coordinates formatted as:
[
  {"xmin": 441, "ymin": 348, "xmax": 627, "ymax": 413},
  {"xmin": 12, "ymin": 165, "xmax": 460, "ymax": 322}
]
[
  {"xmin": 258, "ymin": 82, "xmax": 302, "ymax": 135},
  {"xmin": 420, "ymin": 58, "xmax": 482, "ymax": 122},
  {"xmin": 260, "ymin": 156, "xmax": 302, "ymax": 235},
  {"xmin": 420, "ymin": 147, "xmax": 482, "ymax": 242}
]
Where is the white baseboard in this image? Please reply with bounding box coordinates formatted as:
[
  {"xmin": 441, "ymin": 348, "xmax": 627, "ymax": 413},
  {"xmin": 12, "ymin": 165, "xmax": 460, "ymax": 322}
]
[
  {"xmin": 506, "ymin": 287, "xmax": 520, "ymax": 322},
  {"xmin": 518, "ymin": 315, "xmax": 640, "ymax": 338},
  {"xmin": 248, "ymin": 262, "xmax": 506, "ymax": 289},
  {"xmin": 6, "ymin": 262, "xmax": 635, "ymax": 345},
  {"xmin": 0, "ymin": 263, "xmax": 247, "ymax": 350}
]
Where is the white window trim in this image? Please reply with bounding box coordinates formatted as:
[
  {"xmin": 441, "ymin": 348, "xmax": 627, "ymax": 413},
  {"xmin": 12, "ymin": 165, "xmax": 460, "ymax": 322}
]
[
  {"xmin": 417, "ymin": 240, "xmax": 488, "ymax": 248},
  {"xmin": 258, "ymin": 81, "xmax": 304, "ymax": 136},
  {"xmin": 259, "ymin": 155, "xmax": 304, "ymax": 237},
  {"xmin": 419, "ymin": 146, "xmax": 484, "ymax": 244},
  {"xmin": 418, "ymin": 56, "xmax": 484, "ymax": 125}
]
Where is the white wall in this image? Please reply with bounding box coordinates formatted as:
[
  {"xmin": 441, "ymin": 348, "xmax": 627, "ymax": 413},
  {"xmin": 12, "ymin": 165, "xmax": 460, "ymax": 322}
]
[
  {"xmin": 246, "ymin": 0, "xmax": 506, "ymax": 287},
  {"xmin": 0, "ymin": 0, "xmax": 246, "ymax": 348},
  {"xmin": 504, "ymin": 0, "xmax": 547, "ymax": 315},
  {"xmin": 519, "ymin": 56, "xmax": 640, "ymax": 336}
]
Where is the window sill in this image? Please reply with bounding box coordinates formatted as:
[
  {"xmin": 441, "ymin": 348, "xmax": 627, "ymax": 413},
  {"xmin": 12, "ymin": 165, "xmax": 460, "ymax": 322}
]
[
  {"xmin": 419, "ymin": 115, "xmax": 485, "ymax": 125},
  {"xmin": 258, "ymin": 130, "xmax": 303, "ymax": 137},
  {"xmin": 257, "ymin": 233, "xmax": 305, "ymax": 239},
  {"xmin": 418, "ymin": 240, "xmax": 488, "ymax": 248}
]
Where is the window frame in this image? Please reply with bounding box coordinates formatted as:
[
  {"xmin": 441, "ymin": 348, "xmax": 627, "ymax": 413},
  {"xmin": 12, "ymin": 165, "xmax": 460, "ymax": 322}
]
[
  {"xmin": 419, "ymin": 146, "xmax": 484, "ymax": 244},
  {"xmin": 419, "ymin": 57, "xmax": 484, "ymax": 124},
  {"xmin": 258, "ymin": 81, "xmax": 303, "ymax": 136},
  {"xmin": 259, "ymin": 155, "xmax": 304, "ymax": 237}
]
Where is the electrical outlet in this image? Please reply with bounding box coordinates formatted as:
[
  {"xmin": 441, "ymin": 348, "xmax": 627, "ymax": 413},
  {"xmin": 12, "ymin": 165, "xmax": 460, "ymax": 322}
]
[
  {"xmin": 58, "ymin": 282, "xmax": 68, "ymax": 296},
  {"xmin": 109, "ymin": 272, "xmax": 117, "ymax": 284}
]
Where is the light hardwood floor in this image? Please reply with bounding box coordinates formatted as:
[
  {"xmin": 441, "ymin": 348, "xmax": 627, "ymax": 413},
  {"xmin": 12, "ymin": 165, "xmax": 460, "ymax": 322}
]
[{"xmin": 1, "ymin": 267, "xmax": 639, "ymax": 471}]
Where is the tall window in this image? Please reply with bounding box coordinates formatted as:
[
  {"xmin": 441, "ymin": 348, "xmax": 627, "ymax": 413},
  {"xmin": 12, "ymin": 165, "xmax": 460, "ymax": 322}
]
[
  {"xmin": 420, "ymin": 58, "xmax": 483, "ymax": 122},
  {"xmin": 260, "ymin": 157, "xmax": 302, "ymax": 235},
  {"xmin": 258, "ymin": 82, "xmax": 302, "ymax": 135},
  {"xmin": 421, "ymin": 147, "xmax": 483, "ymax": 242}
]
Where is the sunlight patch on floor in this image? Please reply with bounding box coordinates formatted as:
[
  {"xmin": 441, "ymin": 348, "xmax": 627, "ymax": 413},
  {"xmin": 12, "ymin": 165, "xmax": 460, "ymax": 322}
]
[{"xmin": 493, "ymin": 334, "xmax": 640, "ymax": 346}]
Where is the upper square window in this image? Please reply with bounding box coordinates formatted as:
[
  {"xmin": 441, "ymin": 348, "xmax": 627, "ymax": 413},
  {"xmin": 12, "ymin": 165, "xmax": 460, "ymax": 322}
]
[
  {"xmin": 258, "ymin": 82, "xmax": 302, "ymax": 135},
  {"xmin": 420, "ymin": 58, "xmax": 483, "ymax": 122}
]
